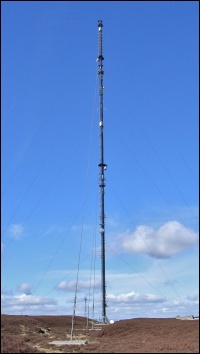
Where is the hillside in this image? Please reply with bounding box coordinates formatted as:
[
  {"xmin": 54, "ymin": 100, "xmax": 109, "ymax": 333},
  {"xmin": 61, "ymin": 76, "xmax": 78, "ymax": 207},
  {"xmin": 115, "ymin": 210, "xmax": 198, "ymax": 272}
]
[{"xmin": 1, "ymin": 315, "xmax": 199, "ymax": 353}]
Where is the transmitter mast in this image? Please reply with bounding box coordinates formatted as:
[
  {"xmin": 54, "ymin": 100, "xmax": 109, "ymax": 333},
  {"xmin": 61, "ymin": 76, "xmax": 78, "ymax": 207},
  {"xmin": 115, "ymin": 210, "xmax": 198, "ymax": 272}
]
[{"xmin": 97, "ymin": 20, "xmax": 108, "ymax": 323}]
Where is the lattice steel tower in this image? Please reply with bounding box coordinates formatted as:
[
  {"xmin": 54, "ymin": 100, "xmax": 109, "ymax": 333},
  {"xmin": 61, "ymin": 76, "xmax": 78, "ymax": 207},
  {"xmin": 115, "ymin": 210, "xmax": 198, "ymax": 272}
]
[{"xmin": 97, "ymin": 20, "xmax": 108, "ymax": 323}]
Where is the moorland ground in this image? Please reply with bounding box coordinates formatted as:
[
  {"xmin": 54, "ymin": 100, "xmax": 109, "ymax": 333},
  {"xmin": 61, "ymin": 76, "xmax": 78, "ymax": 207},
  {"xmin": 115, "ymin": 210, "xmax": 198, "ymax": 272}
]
[{"xmin": 1, "ymin": 315, "xmax": 199, "ymax": 353}]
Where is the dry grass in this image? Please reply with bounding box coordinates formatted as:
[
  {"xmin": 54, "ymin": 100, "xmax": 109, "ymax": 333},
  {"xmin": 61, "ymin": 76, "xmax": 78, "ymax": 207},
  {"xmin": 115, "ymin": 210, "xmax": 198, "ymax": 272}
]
[{"xmin": 1, "ymin": 315, "xmax": 199, "ymax": 353}]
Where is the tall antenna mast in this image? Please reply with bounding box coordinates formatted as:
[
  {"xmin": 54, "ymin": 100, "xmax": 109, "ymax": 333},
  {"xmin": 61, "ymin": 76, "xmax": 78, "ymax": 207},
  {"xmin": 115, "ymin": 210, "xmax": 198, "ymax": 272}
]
[{"xmin": 97, "ymin": 19, "xmax": 107, "ymax": 323}]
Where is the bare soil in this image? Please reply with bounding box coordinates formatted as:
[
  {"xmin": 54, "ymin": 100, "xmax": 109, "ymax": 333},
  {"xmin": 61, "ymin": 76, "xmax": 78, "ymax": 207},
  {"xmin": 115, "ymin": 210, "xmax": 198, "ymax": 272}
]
[{"xmin": 1, "ymin": 315, "xmax": 199, "ymax": 353}]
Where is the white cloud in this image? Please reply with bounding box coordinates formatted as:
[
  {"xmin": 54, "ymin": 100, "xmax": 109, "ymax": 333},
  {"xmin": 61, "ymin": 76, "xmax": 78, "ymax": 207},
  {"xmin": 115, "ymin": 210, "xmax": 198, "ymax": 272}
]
[
  {"xmin": 1, "ymin": 294, "xmax": 60, "ymax": 316},
  {"xmin": 119, "ymin": 221, "xmax": 198, "ymax": 258},
  {"xmin": 1, "ymin": 294, "xmax": 57, "ymax": 308},
  {"xmin": 107, "ymin": 291, "xmax": 166, "ymax": 304},
  {"xmin": 56, "ymin": 280, "xmax": 101, "ymax": 292},
  {"xmin": 16, "ymin": 283, "xmax": 33, "ymax": 295},
  {"xmin": 105, "ymin": 289, "xmax": 199, "ymax": 319},
  {"xmin": 1, "ymin": 290, "xmax": 198, "ymax": 319},
  {"xmin": 8, "ymin": 223, "xmax": 24, "ymax": 239}
]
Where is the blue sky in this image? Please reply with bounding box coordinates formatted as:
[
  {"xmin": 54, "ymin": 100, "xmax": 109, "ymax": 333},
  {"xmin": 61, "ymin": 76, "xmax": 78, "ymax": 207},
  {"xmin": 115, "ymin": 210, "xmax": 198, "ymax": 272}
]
[{"xmin": 1, "ymin": 1, "xmax": 199, "ymax": 321}]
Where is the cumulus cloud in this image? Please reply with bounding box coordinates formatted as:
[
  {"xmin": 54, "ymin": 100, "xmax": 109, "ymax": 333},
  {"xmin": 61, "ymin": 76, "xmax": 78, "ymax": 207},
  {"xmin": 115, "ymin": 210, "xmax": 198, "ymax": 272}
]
[
  {"xmin": 16, "ymin": 283, "xmax": 32, "ymax": 295},
  {"xmin": 119, "ymin": 221, "xmax": 198, "ymax": 258},
  {"xmin": 1, "ymin": 294, "xmax": 57, "ymax": 308},
  {"xmin": 8, "ymin": 223, "xmax": 24, "ymax": 239},
  {"xmin": 106, "ymin": 291, "xmax": 199, "ymax": 319},
  {"xmin": 108, "ymin": 291, "xmax": 166, "ymax": 304},
  {"xmin": 1, "ymin": 293, "xmax": 76, "ymax": 316},
  {"xmin": 56, "ymin": 280, "xmax": 101, "ymax": 292}
]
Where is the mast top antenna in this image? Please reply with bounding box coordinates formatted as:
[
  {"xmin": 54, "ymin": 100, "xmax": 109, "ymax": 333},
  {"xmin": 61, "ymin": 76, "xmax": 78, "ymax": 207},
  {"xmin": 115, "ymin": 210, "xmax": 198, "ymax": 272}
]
[{"xmin": 98, "ymin": 20, "xmax": 103, "ymax": 29}]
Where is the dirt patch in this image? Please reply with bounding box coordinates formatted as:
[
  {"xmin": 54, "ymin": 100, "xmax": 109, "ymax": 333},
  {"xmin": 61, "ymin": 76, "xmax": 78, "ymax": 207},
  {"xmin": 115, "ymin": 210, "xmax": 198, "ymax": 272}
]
[{"xmin": 1, "ymin": 315, "xmax": 199, "ymax": 353}]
